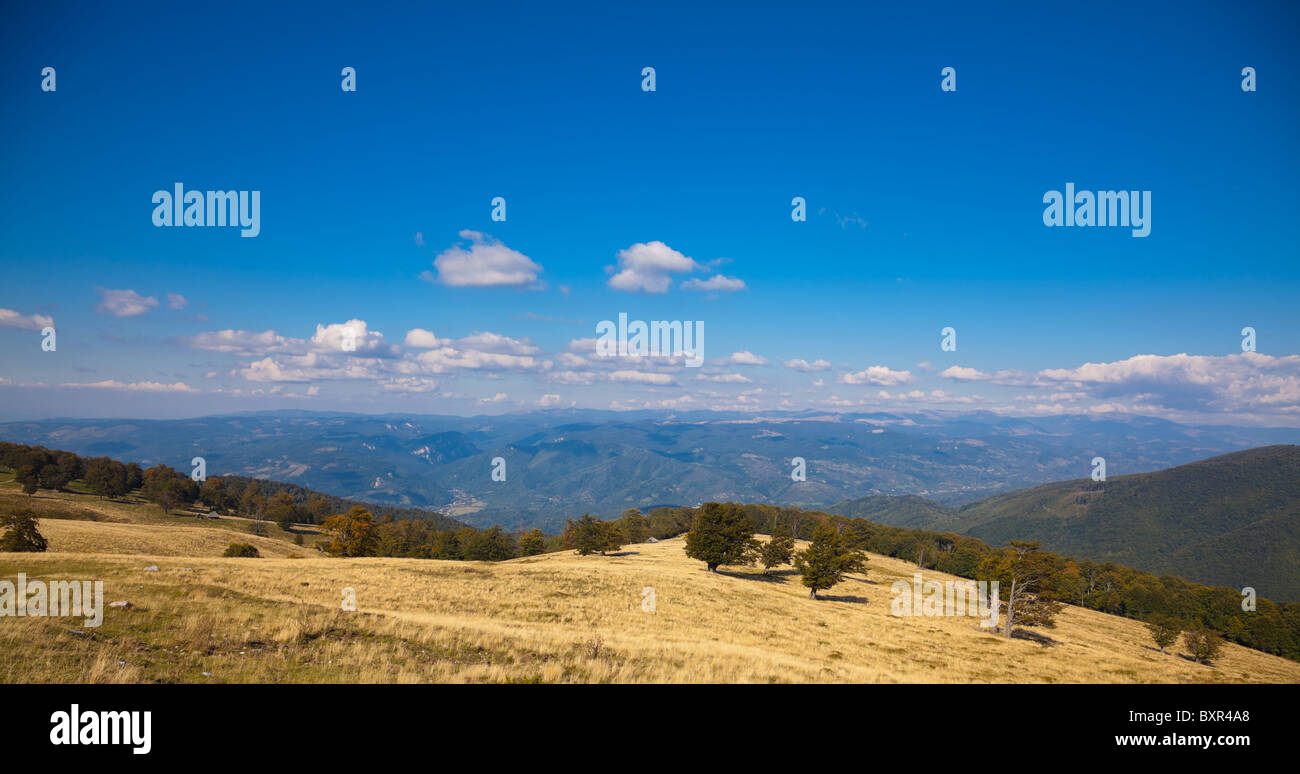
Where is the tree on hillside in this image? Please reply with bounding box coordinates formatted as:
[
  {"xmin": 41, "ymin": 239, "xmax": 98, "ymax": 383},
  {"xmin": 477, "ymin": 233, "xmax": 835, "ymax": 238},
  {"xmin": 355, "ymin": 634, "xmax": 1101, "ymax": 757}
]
[
  {"xmin": 794, "ymin": 522, "xmax": 867, "ymax": 598},
  {"xmin": 267, "ymin": 491, "xmax": 297, "ymax": 532},
  {"xmin": 142, "ymin": 464, "xmax": 188, "ymax": 515},
  {"xmin": 684, "ymin": 502, "xmax": 759, "ymax": 572},
  {"xmin": 1183, "ymin": 622, "xmax": 1224, "ymax": 665},
  {"xmin": 565, "ymin": 514, "xmax": 624, "ymax": 556},
  {"xmin": 759, "ymin": 524, "xmax": 796, "ymax": 574},
  {"xmin": 622, "ymin": 509, "xmax": 650, "ymax": 544},
  {"xmin": 978, "ymin": 540, "xmax": 1063, "ymax": 637},
  {"xmin": 16, "ymin": 465, "xmax": 40, "ymax": 496},
  {"xmin": 1146, "ymin": 615, "xmax": 1182, "ymax": 654},
  {"xmin": 320, "ymin": 506, "xmax": 381, "ymax": 557},
  {"xmin": 0, "ymin": 509, "xmax": 48, "ymax": 552},
  {"xmin": 85, "ymin": 457, "xmax": 128, "ymax": 500},
  {"xmin": 464, "ymin": 525, "xmax": 517, "ymax": 561},
  {"xmin": 239, "ymin": 480, "xmax": 265, "ymax": 519},
  {"xmin": 199, "ymin": 476, "xmax": 229, "ymax": 513},
  {"xmin": 518, "ymin": 528, "xmax": 547, "ymax": 556},
  {"xmin": 124, "ymin": 462, "xmax": 143, "ymax": 491}
]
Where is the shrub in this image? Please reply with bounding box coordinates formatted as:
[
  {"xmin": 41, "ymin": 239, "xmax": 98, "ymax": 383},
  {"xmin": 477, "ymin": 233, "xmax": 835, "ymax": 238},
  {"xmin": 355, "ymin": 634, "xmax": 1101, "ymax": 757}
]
[{"xmin": 223, "ymin": 542, "xmax": 261, "ymax": 558}]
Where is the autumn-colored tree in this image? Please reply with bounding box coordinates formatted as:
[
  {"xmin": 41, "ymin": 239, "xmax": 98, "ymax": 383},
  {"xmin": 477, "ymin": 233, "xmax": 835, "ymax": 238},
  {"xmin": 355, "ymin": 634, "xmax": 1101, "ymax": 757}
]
[
  {"xmin": 320, "ymin": 506, "xmax": 381, "ymax": 557},
  {"xmin": 978, "ymin": 540, "xmax": 1063, "ymax": 637},
  {"xmin": 759, "ymin": 524, "xmax": 796, "ymax": 574},
  {"xmin": 518, "ymin": 528, "xmax": 547, "ymax": 556},
  {"xmin": 684, "ymin": 502, "xmax": 758, "ymax": 572},
  {"xmin": 794, "ymin": 522, "xmax": 866, "ymax": 598}
]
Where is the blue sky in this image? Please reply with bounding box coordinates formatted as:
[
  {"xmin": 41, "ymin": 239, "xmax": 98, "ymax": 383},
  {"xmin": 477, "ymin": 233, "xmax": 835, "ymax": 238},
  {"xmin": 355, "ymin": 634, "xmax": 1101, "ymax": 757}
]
[{"xmin": 1, "ymin": 0, "xmax": 1299, "ymax": 424}]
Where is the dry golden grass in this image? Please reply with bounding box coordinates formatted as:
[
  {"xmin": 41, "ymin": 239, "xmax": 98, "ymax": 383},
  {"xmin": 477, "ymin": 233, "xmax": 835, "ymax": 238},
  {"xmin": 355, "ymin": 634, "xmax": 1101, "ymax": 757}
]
[
  {"xmin": 3, "ymin": 537, "xmax": 1298, "ymax": 684},
  {"xmin": 33, "ymin": 518, "xmax": 308, "ymax": 559}
]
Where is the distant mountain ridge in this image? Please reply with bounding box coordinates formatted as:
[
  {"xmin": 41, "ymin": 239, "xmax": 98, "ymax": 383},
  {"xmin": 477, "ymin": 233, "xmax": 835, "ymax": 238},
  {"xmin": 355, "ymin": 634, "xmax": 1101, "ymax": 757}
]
[
  {"xmin": 832, "ymin": 445, "xmax": 1300, "ymax": 600},
  {"xmin": 2, "ymin": 409, "xmax": 1298, "ymax": 533}
]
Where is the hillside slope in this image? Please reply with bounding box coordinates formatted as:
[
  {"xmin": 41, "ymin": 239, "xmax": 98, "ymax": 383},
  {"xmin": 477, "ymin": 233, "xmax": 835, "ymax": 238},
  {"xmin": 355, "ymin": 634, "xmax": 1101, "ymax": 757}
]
[
  {"xmin": 933, "ymin": 445, "xmax": 1300, "ymax": 599},
  {"xmin": 3, "ymin": 537, "xmax": 1298, "ymax": 683}
]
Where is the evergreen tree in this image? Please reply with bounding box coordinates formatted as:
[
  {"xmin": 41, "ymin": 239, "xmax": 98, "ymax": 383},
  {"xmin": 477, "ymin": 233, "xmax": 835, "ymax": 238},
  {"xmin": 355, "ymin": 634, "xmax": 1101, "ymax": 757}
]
[{"xmin": 0, "ymin": 509, "xmax": 47, "ymax": 552}]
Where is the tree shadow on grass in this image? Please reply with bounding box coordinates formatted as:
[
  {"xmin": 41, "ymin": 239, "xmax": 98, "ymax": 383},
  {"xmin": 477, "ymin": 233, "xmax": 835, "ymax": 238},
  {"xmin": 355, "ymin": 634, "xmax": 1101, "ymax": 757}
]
[
  {"xmin": 814, "ymin": 594, "xmax": 870, "ymax": 604},
  {"xmin": 717, "ymin": 568, "xmax": 789, "ymax": 583}
]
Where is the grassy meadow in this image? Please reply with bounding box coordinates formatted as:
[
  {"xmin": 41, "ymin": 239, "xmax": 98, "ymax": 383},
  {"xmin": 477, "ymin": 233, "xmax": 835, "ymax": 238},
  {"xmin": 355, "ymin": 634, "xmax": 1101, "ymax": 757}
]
[{"xmin": 2, "ymin": 477, "xmax": 1300, "ymax": 684}]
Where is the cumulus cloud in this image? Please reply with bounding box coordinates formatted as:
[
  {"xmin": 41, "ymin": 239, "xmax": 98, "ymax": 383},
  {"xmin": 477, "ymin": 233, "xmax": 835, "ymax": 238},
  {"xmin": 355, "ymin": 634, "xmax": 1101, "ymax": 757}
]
[
  {"xmin": 607, "ymin": 241, "xmax": 699, "ymax": 293},
  {"xmin": 939, "ymin": 365, "xmax": 989, "ymax": 381},
  {"xmin": 310, "ymin": 319, "xmax": 398, "ymax": 357},
  {"xmin": 839, "ymin": 366, "xmax": 914, "ymax": 386},
  {"xmin": 95, "ymin": 288, "xmax": 158, "ymax": 317},
  {"xmin": 428, "ymin": 230, "xmax": 542, "ymax": 288},
  {"xmin": 720, "ymin": 351, "xmax": 769, "ymax": 366},
  {"xmin": 167, "ymin": 293, "xmax": 188, "ymax": 310},
  {"xmin": 0, "ymin": 308, "xmax": 53, "ymax": 331},
  {"xmin": 403, "ymin": 328, "xmax": 447, "ymax": 349},
  {"xmin": 784, "ymin": 358, "xmax": 831, "ymax": 372},
  {"xmin": 1035, "ymin": 353, "xmax": 1300, "ymax": 416}
]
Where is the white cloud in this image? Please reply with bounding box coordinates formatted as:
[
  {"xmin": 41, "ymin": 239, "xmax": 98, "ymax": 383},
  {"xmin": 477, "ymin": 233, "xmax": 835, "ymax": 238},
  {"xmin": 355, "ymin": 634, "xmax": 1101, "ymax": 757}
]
[
  {"xmin": 721, "ymin": 350, "xmax": 769, "ymax": 366},
  {"xmin": 403, "ymin": 328, "xmax": 447, "ymax": 348},
  {"xmin": 608, "ymin": 370, "xmax": 675, "ymax": 385},
  {"xmin": 61, "ymin": 379, "xmax": 197, "ymax": 393},
  {"xmin": 429, "ymin": 230, "xmax": 542, "ymax": 288},
  {"xmin": 0, "ymin": 308, "xmax": 53, "ymax": 331},
  {"xmin": 839, "ymin": 366, "xmax": 914, "ymax": 386},
  {"xmin": 939, "ymin": 365, "xmax": 989, "ymax": 381},
  {"xmin": 607, "ymin": 241, "xmax": 699, "ymax": 293},
  {"xmin": 95, "ymin": 288, "xmax": 158, "ymax": 318},
  {"xmin": 167, "ymin": 293, "xmax": 188, "ymax": 310},
  {"xmin": 698, "ymin": 371, "xmax": 752, "ymax": 383},
  {"xmin": 682, "ymin": 274, "xmax": 746, "ymax": 292},
  {"xmin": 784, "ymin": 358, "xmax": 831, "ymax": 372}
]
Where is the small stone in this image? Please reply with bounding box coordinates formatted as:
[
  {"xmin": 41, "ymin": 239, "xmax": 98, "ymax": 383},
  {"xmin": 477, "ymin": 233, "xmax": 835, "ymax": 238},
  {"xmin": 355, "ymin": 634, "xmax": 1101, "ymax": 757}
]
[
  {"xmin": 108, "ymin": 600, "xmax": 132, "ymax": 609},
  {"xmin": 142, "ymin": 566, "xmax": 159, "ymax": 572}
]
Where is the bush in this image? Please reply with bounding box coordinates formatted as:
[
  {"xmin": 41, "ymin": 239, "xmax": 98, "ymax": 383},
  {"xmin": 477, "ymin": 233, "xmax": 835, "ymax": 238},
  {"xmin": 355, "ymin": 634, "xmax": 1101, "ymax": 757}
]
[{"xmin": 223, "ymin": 542, "xmax": 261, "ymax": 558}]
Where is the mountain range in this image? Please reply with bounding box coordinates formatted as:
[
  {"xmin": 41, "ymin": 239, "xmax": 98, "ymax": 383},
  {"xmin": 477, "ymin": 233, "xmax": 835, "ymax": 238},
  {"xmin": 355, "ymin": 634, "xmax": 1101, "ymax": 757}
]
[{"xmin": 2, "ymin": 408, "xmax": 1296, "ymax": 533}]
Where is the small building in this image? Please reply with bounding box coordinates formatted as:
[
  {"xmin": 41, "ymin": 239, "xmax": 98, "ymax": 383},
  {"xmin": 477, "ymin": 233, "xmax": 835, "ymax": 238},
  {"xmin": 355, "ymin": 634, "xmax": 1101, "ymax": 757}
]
[{"xmin": 204, "ymin": 510, "xmax": 220, "ymax": 520}]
